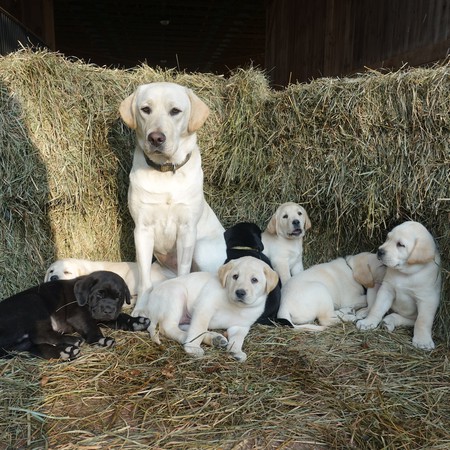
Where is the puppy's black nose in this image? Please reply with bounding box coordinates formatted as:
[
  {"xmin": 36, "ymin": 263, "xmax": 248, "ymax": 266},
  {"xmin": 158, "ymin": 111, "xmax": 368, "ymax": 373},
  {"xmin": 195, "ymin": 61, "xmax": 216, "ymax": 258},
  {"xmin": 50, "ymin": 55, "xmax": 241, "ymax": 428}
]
[
  {"xmin": 148, "ymin": 131, "xmax": 166, "ymax": 147},
  {"xmin": 292, "ymin": 219, "xmax": 300, "ymax": 227},
  {"xmin": 377, "ymin": 248, "xmax": 385, "ymax": 259},
  {"xmin": 50, "ymin": 275, "xmax": 59, "ymax": 281},
  {"xmin": 235, "ymin": 289, "xmax": 246, "ymax": 300}
]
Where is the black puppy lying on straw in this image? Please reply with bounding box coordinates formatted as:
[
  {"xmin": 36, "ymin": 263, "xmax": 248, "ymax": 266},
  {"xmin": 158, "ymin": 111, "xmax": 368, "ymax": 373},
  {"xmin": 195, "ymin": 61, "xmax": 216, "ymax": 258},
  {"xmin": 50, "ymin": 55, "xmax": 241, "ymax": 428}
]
[
  {"xmin": 0, "ymin": 270, "xmax": 149, "ymax": 360},
  {"xmin": 224, "ymin": 222, "xmax": 292, "ymax": 327}
]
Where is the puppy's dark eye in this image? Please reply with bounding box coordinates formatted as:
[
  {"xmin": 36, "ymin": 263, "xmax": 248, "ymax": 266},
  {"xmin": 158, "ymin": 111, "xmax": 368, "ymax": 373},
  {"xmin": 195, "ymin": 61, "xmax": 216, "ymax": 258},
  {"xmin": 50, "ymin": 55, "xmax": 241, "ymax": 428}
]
[
  {"xmin": 141, "ymin": 106, "xmax": 151, "ymax": 114},
  {"xmin": 397, "ymin": 242, "xmax": 405, "ymax": 248},
  {"xmin": 232, "ymin": 274, "xmax": 239, "ymax": 280},
  {"xmin": 170, "ymin": 107, "xmax": 181, "ymax": 116},
  {"xmin": 282, "ymin": 214, "xmax": 288, "ymax": 219},
  {"xmin": 251, "ymin": 277, "xmax": 258, "ymax": 284},
  {"xmin": 64, "ymin": 271, "xmax": 72, "ymax": 275},
  {"xmin": 96, "ymin": 290, "xmax": 105, "ymax": 299},
  {"xmin": 297, "ymin": 211, "xmax": 303, "ymax": 216}
]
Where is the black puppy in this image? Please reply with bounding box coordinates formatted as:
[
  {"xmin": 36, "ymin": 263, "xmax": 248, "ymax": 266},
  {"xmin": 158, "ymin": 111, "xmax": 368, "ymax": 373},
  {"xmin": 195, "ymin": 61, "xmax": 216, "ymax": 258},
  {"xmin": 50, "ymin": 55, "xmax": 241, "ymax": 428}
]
[
  {"xmin": 0, "ymin": 270, "xmax": 150, "ymax": 360},
  {"xmin": 224, "ymin": 222, "xmax": 291, "ymax": 326}
]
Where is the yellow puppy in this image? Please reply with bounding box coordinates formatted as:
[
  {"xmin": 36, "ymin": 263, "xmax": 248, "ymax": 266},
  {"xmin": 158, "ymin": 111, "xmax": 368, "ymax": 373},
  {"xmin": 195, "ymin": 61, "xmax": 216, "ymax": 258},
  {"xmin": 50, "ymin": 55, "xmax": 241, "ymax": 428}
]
[{"xmin": 356, "ymin": 221, "xmax": 441, "ymax": 350}]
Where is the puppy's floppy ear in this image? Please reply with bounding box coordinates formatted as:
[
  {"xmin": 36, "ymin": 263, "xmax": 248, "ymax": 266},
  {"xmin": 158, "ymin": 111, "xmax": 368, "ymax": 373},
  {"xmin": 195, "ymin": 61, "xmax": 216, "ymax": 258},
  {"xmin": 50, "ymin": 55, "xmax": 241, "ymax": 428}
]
[
  {"xmin": 186, "ymin": 88, "xmax": 210, "ymax": 133},
  {"xmin": 119, "ymin": 91, "xmax": 137, "ymax": 129},
  {"xmin": 74, "ymin": 275, "xmax": 97, "ymax": 306},
  {"xmin": 123, "ymin": 283, "xmax": 131, "ymax": 305},
  {"xmin": 351, "ymin": 253, "xmax": 378, "ymax": 289},
  {"xmin": 303, "ymin": 208, "xmax": 312, "ymax": 231},
  {"xmin": 407, "ymin": 236, "xmax": 436, "ymax": 265},
  {"xmin": 265, "ymin": 213, "xmax": 278, "ymax": 235},
  {"xmin": 263, "ymin": 265, "xmax": 279, "ymax": 293},
  {"xmin": 218, "ymin": 260, "xmax": 234, "ymax": 288}
]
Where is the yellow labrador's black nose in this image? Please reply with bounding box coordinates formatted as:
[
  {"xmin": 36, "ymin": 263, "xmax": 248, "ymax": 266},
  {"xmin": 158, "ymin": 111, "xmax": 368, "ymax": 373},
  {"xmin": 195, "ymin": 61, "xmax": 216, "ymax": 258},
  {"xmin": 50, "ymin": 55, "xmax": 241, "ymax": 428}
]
[
  {"xmin": 148, "ymin": 131, "xmax": 166, "ymax": 147},
  {"xmin": 235, "ymin": 289, "xmax": 246, "ymax": 300}
]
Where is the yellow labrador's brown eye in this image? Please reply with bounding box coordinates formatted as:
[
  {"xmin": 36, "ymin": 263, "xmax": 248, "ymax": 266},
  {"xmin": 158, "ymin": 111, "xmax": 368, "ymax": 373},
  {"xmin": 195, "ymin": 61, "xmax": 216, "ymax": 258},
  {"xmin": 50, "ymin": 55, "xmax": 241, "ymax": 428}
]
[
  {"xmin": 170, "ymin": 107, "xmax": 181, "ymax": 116},
  {"xmin": 141, "ymin": 106, "xmax": 151, "ymax": 114},
  {"xmin": 397, "ymin": 242, "xmax": 405, "ymax": 248},
  {"xmin": 251, "ymin": 277, "xmax": 258, "ymax": 284},
  {"xmin": 232, "ymin": 274, "xmax": 239, "ymax": 280},
  {"xmin": 282, "ymin": 214, "xmax": 288, "ymax": 219},
  {"xmin": 297, "ymin": 211, "xmax": 303, "ymax": 216}
]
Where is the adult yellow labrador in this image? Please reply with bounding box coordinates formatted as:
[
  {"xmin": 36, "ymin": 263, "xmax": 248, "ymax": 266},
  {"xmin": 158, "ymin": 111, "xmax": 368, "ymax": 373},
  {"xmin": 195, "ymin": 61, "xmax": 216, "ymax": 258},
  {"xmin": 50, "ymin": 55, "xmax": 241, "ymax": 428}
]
[
  {"xmin": 356, "ymin": 221, "xmax": 441, "ymax": 350},
  {"xmin": 119, "ymin": 82, "xmax": 226, "ymax": 305}
]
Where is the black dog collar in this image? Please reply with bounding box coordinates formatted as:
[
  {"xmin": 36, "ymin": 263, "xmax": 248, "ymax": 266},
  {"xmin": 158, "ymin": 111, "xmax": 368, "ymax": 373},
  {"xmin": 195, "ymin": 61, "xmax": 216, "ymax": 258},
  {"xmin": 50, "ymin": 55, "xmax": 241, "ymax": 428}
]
[
  {"xmin": 231, "ymin": 246, "xmax": 260, "ymax": 251},
  {"xmin": 144, "ymin": 152, "xmax": 192, "ymax": 173}
]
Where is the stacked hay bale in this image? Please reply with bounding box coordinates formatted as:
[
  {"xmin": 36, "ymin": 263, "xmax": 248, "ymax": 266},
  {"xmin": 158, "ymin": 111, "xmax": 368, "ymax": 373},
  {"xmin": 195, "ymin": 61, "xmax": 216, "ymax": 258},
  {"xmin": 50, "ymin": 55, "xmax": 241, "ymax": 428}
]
[{"xmin": 0, "ymin": 49, "xmax": 448, "ymax": 343}]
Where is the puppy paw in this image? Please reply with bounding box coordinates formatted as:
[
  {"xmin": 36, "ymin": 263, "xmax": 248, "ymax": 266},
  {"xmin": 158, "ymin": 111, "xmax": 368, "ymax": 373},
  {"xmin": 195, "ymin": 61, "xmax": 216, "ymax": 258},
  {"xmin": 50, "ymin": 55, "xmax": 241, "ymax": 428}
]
[
  {"xmin": 212, "ymin": 334, "xmax": 228, "ymax": 349},
  {"xmin": 183, "ymin": 344, "xmax": 204, "ymax": 358},
  {"xmin": 96, "ymin": 337, "xmax": 115, "ymax": 348},
  {"xmin": 60, "ymin": 344, "xmax": 81, "ymax": 361},
  {"xmin": 231, "ymin": 351, "xmax": 247, "ymax": 362},
  {"xmin": 356, "ymin": 319, "xmax": 378, "ymax": 331},
  {"xmin": 336, "ymin": 309, "xmax": 357, "ymax": 322},
  {"xmin": 131, "ymin": 308, "xmax": 145, "ymax": 318},
  {"xmin": 381, "ymin": 316, "xmax": 396, "ymax": 332},
  {"xmin": 412, "ymin": 338, "xmax": 435, "ymax": 351},
  {"xmin": 129, "ymin": 316, "xmax": 151, "ymax": 331},
  {"xmin": 355, "ymin": 307, "xmax": 369, "ymax": 320}
]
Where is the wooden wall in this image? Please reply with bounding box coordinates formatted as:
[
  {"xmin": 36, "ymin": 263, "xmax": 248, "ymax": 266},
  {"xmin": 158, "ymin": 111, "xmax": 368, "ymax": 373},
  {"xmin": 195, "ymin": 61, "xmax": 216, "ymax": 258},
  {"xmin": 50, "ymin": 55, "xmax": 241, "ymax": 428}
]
[
  {"xmin": 0, "ymin": 0, "xmax": 54, "ymax": 50},
  {"xmin": 265, "ymin": 0, "xmax": 450, "ymax": 86}
]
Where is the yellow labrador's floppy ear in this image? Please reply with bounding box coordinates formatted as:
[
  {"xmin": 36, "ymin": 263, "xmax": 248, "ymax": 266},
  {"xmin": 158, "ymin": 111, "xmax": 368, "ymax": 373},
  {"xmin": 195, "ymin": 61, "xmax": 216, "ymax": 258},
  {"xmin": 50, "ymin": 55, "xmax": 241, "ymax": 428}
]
[
  {"xmin": 303, "ymin": 208, "xmax": 312, "ymax": 231},
  {"xmin": 218, "ymin": 260, "xmax": 234, "ymax": 288},
  {"xmin": 119, "ymin": 91, "xmax": 137, "ymax": 129},
  {"xmin": 351, "ymin": 253, "xmax": 376, "ymax": 289},
  {"xmin": 186, "ymin": 88, "xmax": 210, "ymax": 133},
  {"xmin": 263, "ymin": 265, "xmax": 279, "ymax": 294},
  {"xmin": 265, "ymin": 213, "xmax": 278, "ymax": 235},
  {"xmin": 74, "ymin": 275, "xmax": 97, "ymax": 306},
  {"xmin": 407, "ymin": 236, "xmax": 436, "ymax": 265}
]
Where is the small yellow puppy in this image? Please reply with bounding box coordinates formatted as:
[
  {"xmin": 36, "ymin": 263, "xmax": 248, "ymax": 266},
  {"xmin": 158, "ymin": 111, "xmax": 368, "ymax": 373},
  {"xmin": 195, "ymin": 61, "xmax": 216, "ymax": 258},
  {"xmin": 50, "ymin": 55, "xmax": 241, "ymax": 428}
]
[
  {"xmin": 140, "ymin": 256, "xmax": 279, "ymax": 362},
  {"xmin": 278, "ymin": 252, "xmax": 386, "ymax": 330},
  {"xmin": 356, "ymin": 221, "xmax": 441, "ymax": 350},
  {"xmin": 262, "ymin": 202, "xmax": 311, "ymax": 284},
  {"xmin": 45, "ymin": 258, "xmax": 174, "ymax": 306}
]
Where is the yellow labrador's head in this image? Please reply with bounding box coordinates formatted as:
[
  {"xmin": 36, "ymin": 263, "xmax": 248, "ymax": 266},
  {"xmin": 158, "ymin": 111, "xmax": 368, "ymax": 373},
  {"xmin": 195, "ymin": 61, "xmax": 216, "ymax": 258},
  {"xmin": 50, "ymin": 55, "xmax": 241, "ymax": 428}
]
[
  {"xmin": 44, "ymin": 258, "xmax": 85, "ymax": 282},
  {"xmin": 119, "ymin": 82, "xmax": 210, "ymax": 164},
  {"xmin": 377, "ymin": 221, "xmax": 438, "ymax": 270},
  {"xmin": 218, "ymin": 256, "xmax": 279, "ymax": 306},
  {"xmin": 350, "ymin": 252, "xmax": 387, "ymax": 288},
  {"xmin": 265, "ymin": 202, "xmax": 311, "ymax": 240}
]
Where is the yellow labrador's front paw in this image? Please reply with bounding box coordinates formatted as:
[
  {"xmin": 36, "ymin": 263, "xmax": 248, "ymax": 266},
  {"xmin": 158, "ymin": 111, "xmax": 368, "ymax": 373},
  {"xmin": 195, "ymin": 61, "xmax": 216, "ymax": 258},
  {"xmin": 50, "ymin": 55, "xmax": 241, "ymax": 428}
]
[{"xmin": 184, "ymin": 344, "xmax": 205, "ymax": 358}]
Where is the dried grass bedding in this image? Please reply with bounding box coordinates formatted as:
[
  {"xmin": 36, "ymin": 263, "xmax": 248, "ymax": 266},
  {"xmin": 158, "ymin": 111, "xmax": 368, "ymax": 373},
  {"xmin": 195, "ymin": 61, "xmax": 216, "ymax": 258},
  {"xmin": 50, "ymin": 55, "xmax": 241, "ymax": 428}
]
[{"xmin": 0, "ymin": 49, "xmax": 449, "ymax": 448}]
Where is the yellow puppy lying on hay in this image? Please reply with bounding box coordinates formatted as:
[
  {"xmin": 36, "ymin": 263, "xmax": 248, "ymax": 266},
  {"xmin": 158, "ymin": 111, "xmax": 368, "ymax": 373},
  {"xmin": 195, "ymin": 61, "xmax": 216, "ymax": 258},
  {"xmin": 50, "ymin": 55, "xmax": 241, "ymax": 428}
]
[
  {"xmin": 136, "ymin": 256, "xmax": 279, "ymax": 362},
  {"xmin": 277, "ymin": 252, "xmax": 386, "ymax": 330},
  {"xmin": 45, "ymin": 258, "xmax": 174, "ymax": 305}
]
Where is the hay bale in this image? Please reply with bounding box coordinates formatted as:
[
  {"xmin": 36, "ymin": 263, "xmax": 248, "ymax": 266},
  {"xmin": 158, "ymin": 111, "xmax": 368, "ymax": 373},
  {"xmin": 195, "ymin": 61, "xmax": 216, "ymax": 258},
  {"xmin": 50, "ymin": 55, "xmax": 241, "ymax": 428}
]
[{"xmin": 0, "ymin": 48, "xmax": 449, "ymax": 449}]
